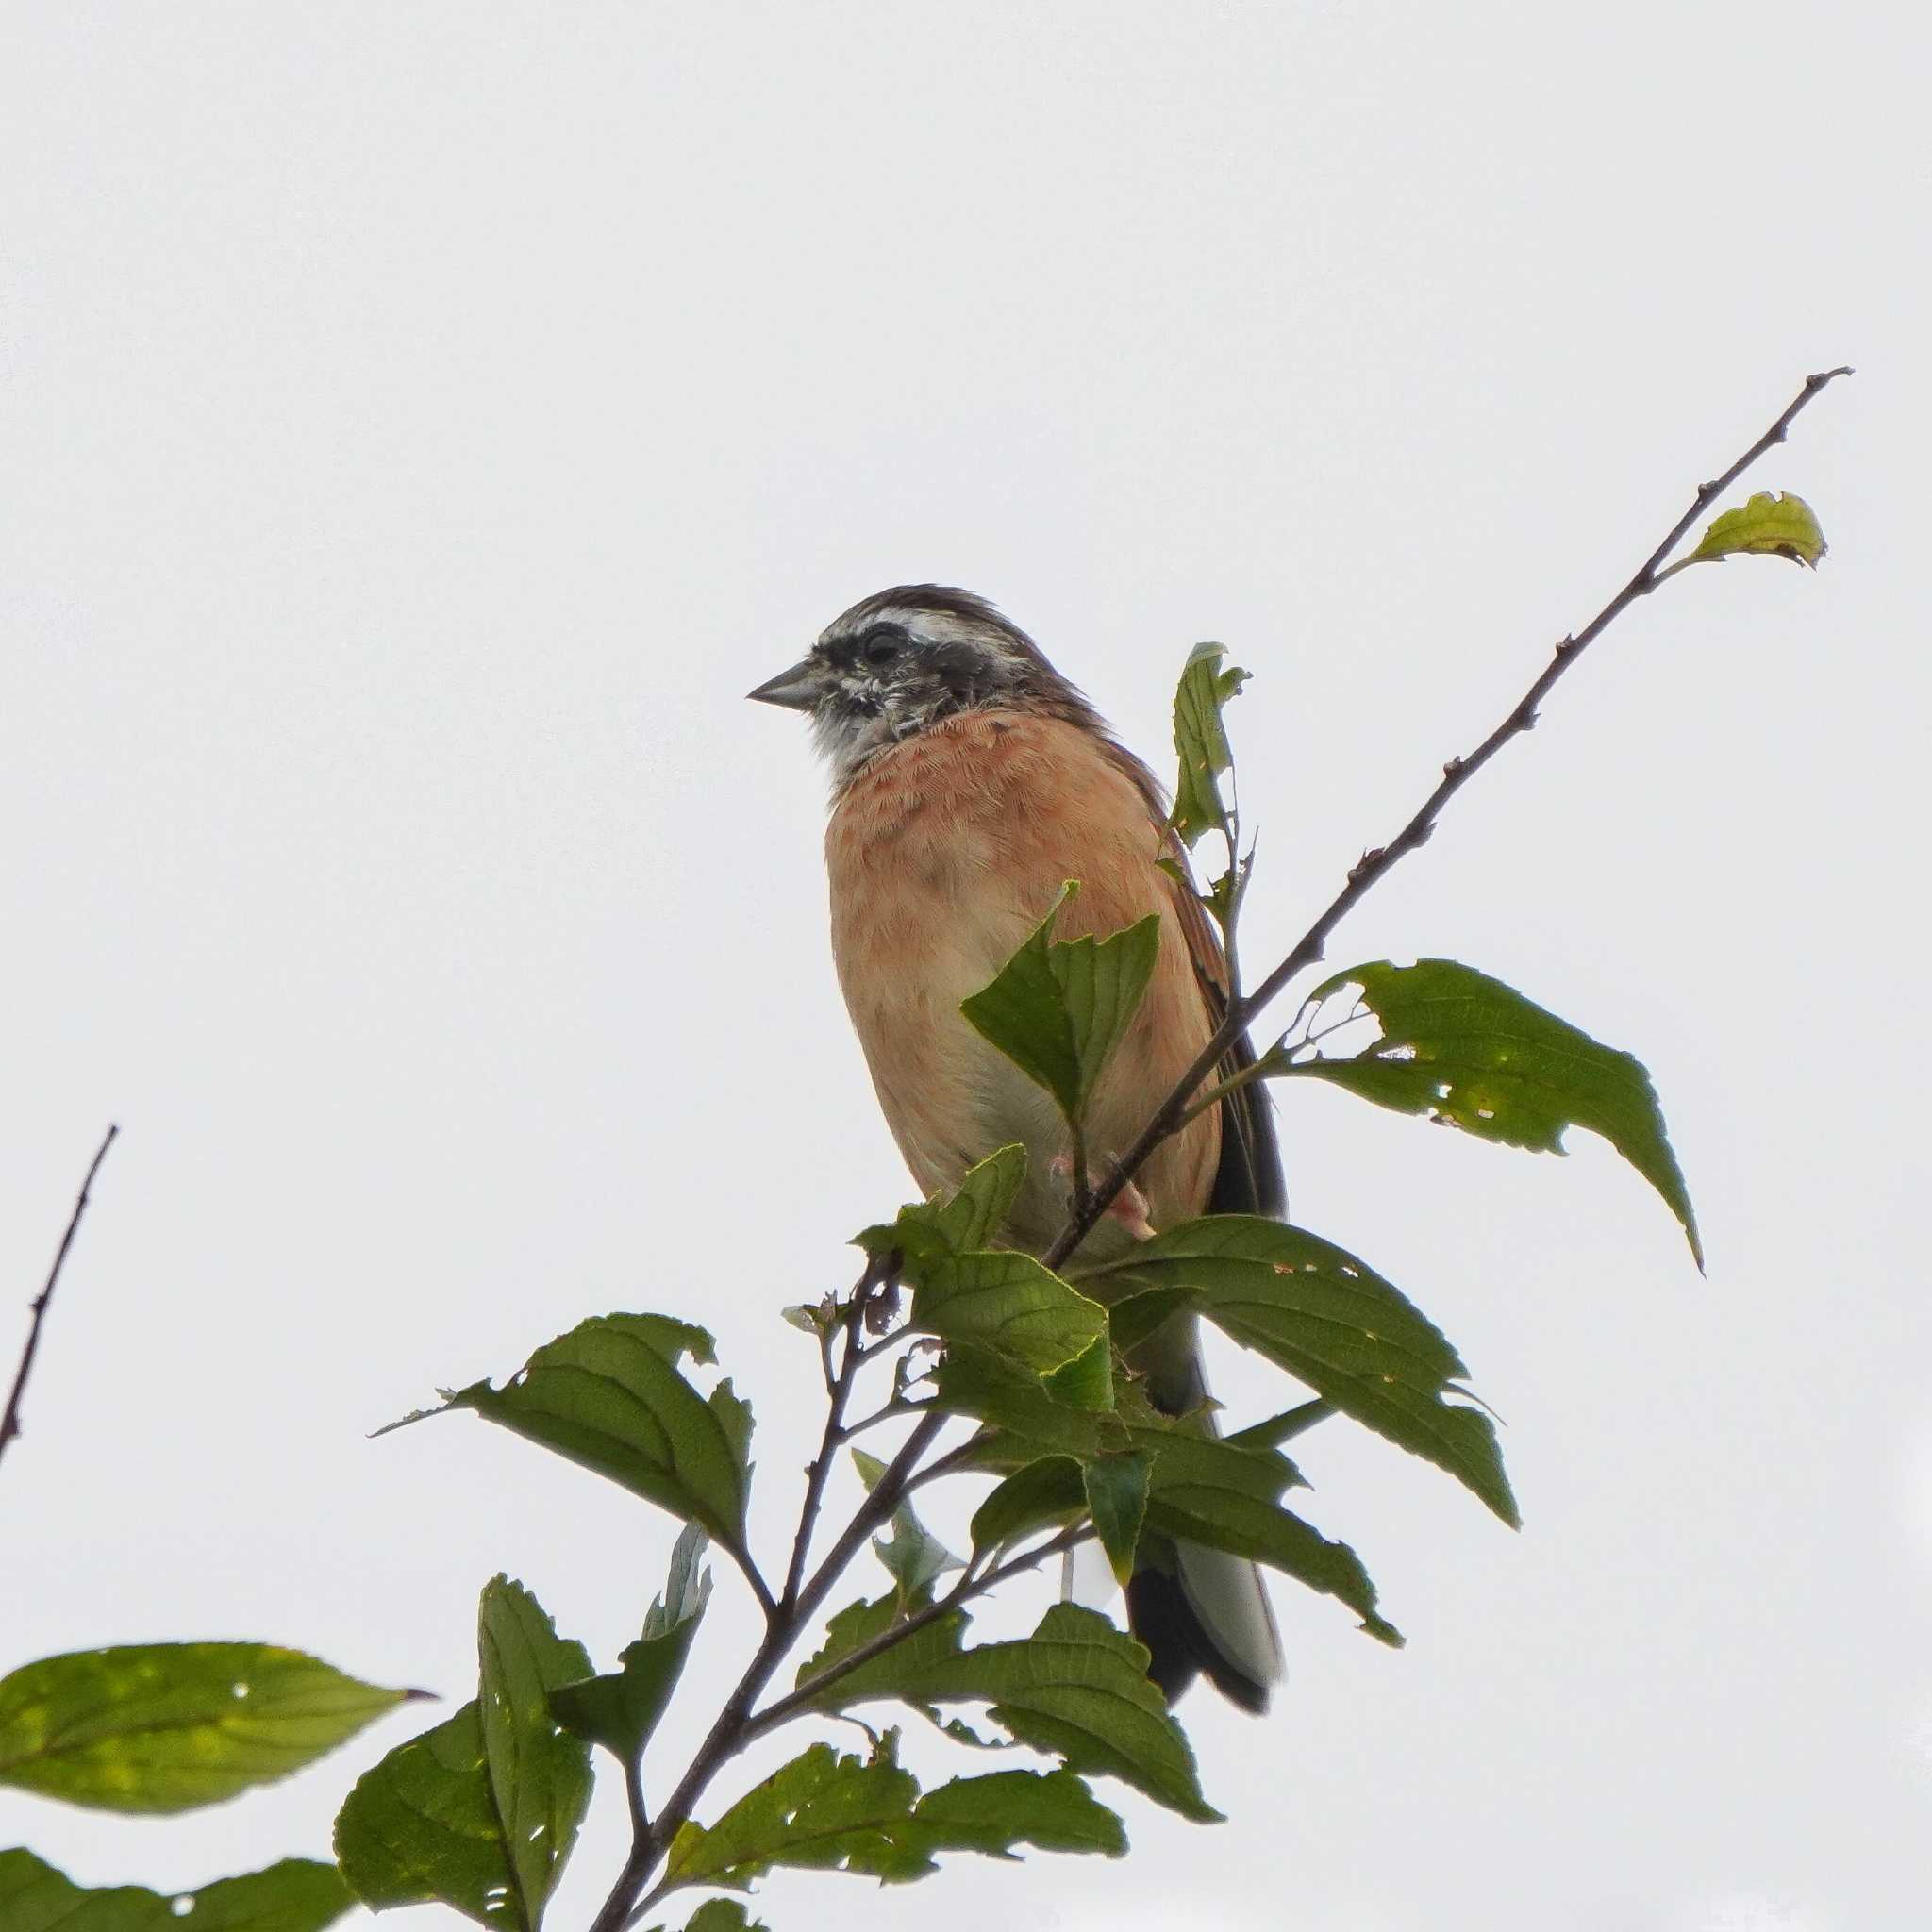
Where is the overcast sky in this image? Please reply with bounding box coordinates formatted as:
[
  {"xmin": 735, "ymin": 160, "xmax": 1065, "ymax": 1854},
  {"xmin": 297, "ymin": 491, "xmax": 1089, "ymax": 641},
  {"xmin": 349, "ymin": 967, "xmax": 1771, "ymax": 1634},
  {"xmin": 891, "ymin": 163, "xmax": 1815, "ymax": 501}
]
[{"xmin": 4, "ymin": 6, "xmax": 1925, "ymax": 1930}]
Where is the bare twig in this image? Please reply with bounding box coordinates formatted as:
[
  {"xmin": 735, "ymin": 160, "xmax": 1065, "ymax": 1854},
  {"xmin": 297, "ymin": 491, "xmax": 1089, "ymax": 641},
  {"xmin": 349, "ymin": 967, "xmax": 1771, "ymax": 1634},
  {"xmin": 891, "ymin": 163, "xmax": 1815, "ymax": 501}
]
[
  {"xmin": 1044, "ymin": 366, "xmax": 1852, "ymax": 1270},
  {"xmin": 0, "ymin": 1125, "xmax": 119, "ymax": 1473}
]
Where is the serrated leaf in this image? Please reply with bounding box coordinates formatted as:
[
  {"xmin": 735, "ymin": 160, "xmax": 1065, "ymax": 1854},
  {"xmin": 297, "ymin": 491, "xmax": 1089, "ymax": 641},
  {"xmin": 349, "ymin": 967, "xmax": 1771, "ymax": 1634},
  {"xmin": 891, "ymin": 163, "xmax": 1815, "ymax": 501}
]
[
  {"xmin": 476, "ymin": 1581, "xmax": 593, "ymax": 1930},
  {"xmin": 851, "ymin": 1450, "xmax": 963, "ymax": 1604},
  {"xmin": 334, "ymin": 1703, "xmax": 509, "ymax": 1924},
  {"xmin": 959, "ymin": 886, "xmax": 1162, "ymax": 1130},
  {"xmin": 336, "ymin": 1583, "xmax": 591, "ymax": 1930},
  {"xmin": 791, "ymin": 1603, "xmax": 1218, "ymax": 1823},
  {"xmin": 1169, "ymin": 641, "xmax": 1250, "ymax": 852},
  {"xmin": 664, "ymin": 1733, "xmax": 921, "ymax": 1888},
  {"xmin": 667, "ymin": 1730, "xmax": 1128, "ymax": 1891},
  {"xmin": 1687, "ymin": 489, "xmax": 1826, "ymax": 568},
  {"xmin": 425, "ymin": 1314, "xmax": 753, "ymax": 1543},
  {"xmin": 1285, "ymin": 959, "xmax": 1701, "ymax": 1266},
  {"xmin": 0, "ymin": 1850, "xmax": 353, "ymax": 1932},
  {"xmin": 1082, "ymin": 1452, "xmax": 1153, "ymax": 1587},
  {"xmin": 0, "ymin": 1644, "xmax": 420, "ymax": 1816},
  {"xmin": 856, "ymin": 1146, "xmax": 1030, "ymax": 1274},
  {"xmin": 911, "ymin": 1251, "xmax": 1109, "ymax": 1386},
  {"xmin": 1131, "ymin": 1428, "xmax": 1398, "ymax": 1644},
  {"xmin": 1097, "ymin": 1221, "xmax": 1514, "ymax": 1522},
  {"xmin": 933, "ymin": 1343, "xmax": 1130, "ymax": 1467},
  {"xmin": 1091, "ymin": 1214, "xmax": 1517, "ymax": 1526},
  {"xmin": 791, "ymin": 1595, "xmax": 974, "ymax": 1740},
  {"xmin": 899, "ymin": 1764, "xmax": 1126, "ymax": 1862},
  {"xmin": 642, "ymin": 1905, "xmax": 772, "ymax": 1932},
  {"xmin": 552, "ymin": 1526, "xmax": 712, "ymax": 1760}
]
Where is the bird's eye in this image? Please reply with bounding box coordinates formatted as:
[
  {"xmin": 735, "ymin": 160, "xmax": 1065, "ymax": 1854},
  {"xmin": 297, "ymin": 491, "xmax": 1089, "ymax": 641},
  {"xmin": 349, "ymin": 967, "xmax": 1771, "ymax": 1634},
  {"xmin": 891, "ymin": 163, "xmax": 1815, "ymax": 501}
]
[{"xmin": 862, "ymin": 625, "xmax": 906, "ymax": 666}]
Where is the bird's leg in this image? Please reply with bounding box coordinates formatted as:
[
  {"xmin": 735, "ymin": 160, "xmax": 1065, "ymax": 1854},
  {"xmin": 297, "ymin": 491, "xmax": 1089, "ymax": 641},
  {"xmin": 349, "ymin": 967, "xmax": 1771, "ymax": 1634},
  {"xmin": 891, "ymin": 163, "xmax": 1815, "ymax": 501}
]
[{"xmin": 1050, "ymin": 1154, "xmax": 1156, "ymax": 1242}]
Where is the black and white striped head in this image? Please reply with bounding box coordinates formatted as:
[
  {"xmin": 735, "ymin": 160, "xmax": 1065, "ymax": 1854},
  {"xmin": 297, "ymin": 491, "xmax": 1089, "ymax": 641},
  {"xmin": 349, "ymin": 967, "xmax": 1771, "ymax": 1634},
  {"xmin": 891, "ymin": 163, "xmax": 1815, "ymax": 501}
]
[{"xmin": 748, "ymin": 585, "xmax": 1099, "ymax": 785}]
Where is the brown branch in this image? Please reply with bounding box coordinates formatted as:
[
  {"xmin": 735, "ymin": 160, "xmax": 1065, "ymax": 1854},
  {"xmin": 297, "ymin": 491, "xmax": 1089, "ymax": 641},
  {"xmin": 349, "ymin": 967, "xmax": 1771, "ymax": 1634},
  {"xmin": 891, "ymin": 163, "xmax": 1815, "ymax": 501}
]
[
  {"xmin": 1044, "ymin": 365, "xmax": 1852, "ymax": 1269},
  {"xmin": 0, "ymin": 1124, "xmax": 119, "ymax": 1473}
]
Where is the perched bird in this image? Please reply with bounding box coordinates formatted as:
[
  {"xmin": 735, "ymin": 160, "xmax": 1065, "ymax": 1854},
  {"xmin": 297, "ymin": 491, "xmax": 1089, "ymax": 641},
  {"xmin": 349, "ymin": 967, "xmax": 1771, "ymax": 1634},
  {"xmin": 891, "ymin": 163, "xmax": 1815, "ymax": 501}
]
[{"xmin": 750, "ymin": 584, "xmax": 1285, "ymax": 1711}]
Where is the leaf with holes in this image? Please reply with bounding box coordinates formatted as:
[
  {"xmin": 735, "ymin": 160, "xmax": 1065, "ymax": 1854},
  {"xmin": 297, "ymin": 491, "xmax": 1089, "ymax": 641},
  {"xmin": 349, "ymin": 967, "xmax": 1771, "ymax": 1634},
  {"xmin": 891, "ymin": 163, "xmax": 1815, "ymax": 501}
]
[
  {"xmin": 336, "ymin": 1580, "xmax": 591, "ymax": 1930},
  {"xmin": 1686, "ymin": 490, "xmax": 1826, "ymax": 568},
  {"xmin": 1088, "ymin": 1214, "xmax": 1517, "ymax": 1526},
  {"xmin": 476, "ymin": 1580, "xmax": 593, "ymax": 1929},
  {"xmin": 959, "ymin": 887, "xmax": 1161, "ymax": 1130},
  {"xmin": 0, "ymin": 1849, "xmax": 353, "ymax": 1932},
  {"xmin": 0, "ymin": 1644, "xmax": 421, "ymax": 1816},
  {"xmin": 1282, "ymin": 959, "xmax": 1700, "ymax": 1266}
]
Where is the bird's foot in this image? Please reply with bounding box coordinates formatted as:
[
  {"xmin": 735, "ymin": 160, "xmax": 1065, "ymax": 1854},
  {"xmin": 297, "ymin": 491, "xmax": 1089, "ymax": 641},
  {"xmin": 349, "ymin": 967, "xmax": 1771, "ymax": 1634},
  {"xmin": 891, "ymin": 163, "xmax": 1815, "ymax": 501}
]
[{"xmin": 1050, "ymin": 1154, "xmax": 1157, "ymax": 1242}]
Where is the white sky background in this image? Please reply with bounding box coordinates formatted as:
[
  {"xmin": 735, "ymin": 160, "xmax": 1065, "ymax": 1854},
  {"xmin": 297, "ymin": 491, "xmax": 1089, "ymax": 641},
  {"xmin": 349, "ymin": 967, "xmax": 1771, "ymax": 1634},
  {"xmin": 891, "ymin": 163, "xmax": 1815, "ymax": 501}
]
[{"xmin": 2, "ymin": 4, "xmax": 1925, "ymax": 1928}]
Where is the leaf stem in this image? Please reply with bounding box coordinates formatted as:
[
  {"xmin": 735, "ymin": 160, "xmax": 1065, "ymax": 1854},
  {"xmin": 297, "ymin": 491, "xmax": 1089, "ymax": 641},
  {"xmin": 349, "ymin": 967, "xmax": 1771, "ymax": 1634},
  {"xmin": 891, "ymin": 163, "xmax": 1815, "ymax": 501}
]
[{"xmin": 1041, "ymin": 366, "xmax": 1851, "ymax": 1270}]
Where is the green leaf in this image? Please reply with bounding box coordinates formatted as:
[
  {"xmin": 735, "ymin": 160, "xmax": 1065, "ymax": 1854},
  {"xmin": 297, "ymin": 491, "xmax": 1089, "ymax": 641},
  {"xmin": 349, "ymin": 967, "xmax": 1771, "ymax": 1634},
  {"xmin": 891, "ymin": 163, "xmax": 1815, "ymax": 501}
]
[
  {"xmin": 932, "ymin": 1343, "xmax": 1130, "ymax": 1466},
  {"xmin": 1091, "ymin": 1214, "xmax": 1518, "ymax": 1527},
  {"xmin": 900, "ymin": 1764, "xmax": 1126, "ymax": 1863},
  {"xmin": 664, "ymin": 1732, "xmax": 921, "ymax": 1888},
  {"xmin": 1686, "ymin": 489, "xmax": 1827, "ymax": 568},
  {"xmin": 912, "ymin": 1251, "xmax": 1110, "ymax": 1388},
  {"xmin": 552, "ymin": 1524, "xmax": 713, "ymax": 1761},
  {"xmin": 792, "ymin": 1603, "xmax": 1219, "ymax": 1824},
  {"xmin": 0, "ymin": 1644, "xmax": 420, "ymax": 1816},
  {"xmin": 666, "ymin": 1731, "xmax": 1126, "ymax": 1890},
  {"xmin": 475, "ymin": 1580, "xmax": 593, "ymax": 1928},
  {"xmin": 0, "ymin": 1850, "xmax": 353, "ymax": 1932},
  {"xmin": 334, "ymin": 1703, "xmax": 508, "ymax": 1924},
  {"xmin": 969, "ymin": 1456, "xmax": 1088, "ymax": 1557},
  {"xmin": 851, "ymin": 1450, "xmax": 964, "ymax": 1604},
  {"xmin": 1131, "ymin": 1428, "xmax": 1398, "ymax": 1644},
  {"xmin": 1284, "ymin": 959, "xmax": 1701, "ymax": 1265},
  {"xmin": 959, "ymin": 886, "xmax": 1162, "ymax": 1130},
  {"xmin": 1082, "ymin": 1451, "xmax": 1153, "ymax": 1587},
  {"xmin": 643, "ymin": 1905, "xmax": 772, "ymax": 1932},
  {"xmin": 856, "ymin": 1145, "xmax": 1030, "ymax": 1272},
  {"xmin": 336, "ymin": 1582, "xmax": 591, "ymax": 1930},
  {"xmin": 421, "ymin": 1314, "xmax": 754, "ymax": 1543},
  {"xmin": 1169, "ymin": 641, "xmax": 1250, "ymax": 852},
  {"xmin": 791, "ymin": 1594, "xmax": 973, "ymax": 1727}
]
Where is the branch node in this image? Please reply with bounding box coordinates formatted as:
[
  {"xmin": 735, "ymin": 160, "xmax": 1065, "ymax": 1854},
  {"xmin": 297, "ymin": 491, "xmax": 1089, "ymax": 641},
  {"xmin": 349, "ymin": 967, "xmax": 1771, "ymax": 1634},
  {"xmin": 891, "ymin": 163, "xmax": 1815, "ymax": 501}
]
[{"xmin": 1442, "ymin": 754, "xmax": 1464, "ymax": 776}]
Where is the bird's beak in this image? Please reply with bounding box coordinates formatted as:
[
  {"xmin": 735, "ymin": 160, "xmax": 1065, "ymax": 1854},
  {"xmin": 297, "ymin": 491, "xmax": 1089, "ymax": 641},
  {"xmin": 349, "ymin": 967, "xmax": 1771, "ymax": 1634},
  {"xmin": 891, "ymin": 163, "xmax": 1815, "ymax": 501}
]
[{"xmin": 746, "ymin": 656, "xmax": 824, "ymax": 711}]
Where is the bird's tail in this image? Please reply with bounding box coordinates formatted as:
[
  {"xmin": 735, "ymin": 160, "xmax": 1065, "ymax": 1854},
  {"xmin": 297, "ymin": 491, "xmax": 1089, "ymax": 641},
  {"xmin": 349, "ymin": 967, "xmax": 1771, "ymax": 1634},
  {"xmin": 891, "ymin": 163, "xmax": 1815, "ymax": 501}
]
[{"xmin": 1122, "ymin": 1313, "xmax": 1283, "ymax": 1710}]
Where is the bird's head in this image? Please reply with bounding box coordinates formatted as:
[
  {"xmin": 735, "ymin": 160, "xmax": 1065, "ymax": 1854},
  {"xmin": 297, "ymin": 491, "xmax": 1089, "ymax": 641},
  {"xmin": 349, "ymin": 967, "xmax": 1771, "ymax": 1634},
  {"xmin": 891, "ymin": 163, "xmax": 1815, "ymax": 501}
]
[{"xmin": 748, "ymin": 585, "xmax": 1098, "ymax": 784}]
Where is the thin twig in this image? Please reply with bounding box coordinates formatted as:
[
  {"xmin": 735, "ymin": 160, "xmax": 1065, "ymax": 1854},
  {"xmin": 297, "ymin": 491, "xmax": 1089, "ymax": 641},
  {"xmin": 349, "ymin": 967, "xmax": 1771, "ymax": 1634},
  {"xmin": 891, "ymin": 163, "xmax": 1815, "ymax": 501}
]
[
  {"xmin": 744, "ymin": 1521, "xmax": 1095, "ymax": 1743},
  {"xmin": 1043, "ymin": 366, "xmax": 1852, "ymax": 1270},
  {"xmin": 0, "ymin": 1125, "xmax": 119, "ymax": 1472},
  {"xmin": 780, "ymin": 1252, "xmax": 891, "ymax": 1613}
]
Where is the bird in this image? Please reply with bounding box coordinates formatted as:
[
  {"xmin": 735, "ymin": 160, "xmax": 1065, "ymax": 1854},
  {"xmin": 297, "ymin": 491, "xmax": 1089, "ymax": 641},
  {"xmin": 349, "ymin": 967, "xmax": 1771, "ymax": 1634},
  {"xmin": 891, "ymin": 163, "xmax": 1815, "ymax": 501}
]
[{"xmin": 750, "ymin": 583, "xmax": 1285, "ymax": 1712}]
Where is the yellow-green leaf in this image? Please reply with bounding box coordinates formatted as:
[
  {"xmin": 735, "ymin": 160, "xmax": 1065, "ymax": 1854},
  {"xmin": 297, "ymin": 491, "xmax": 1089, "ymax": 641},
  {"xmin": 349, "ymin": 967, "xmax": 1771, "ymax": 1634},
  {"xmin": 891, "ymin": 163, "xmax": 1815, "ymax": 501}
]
[
  {"xmin": 1687, "ymin": 490, "xmax": 1826, "ymax": 568},
  {"xmin": 0, "ymin": 1644, "xmax": 421, "ymax": 1816},
  {"xmin": 0, "ymin": 1850, "xmax": 353, "ymax": 1932}
]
